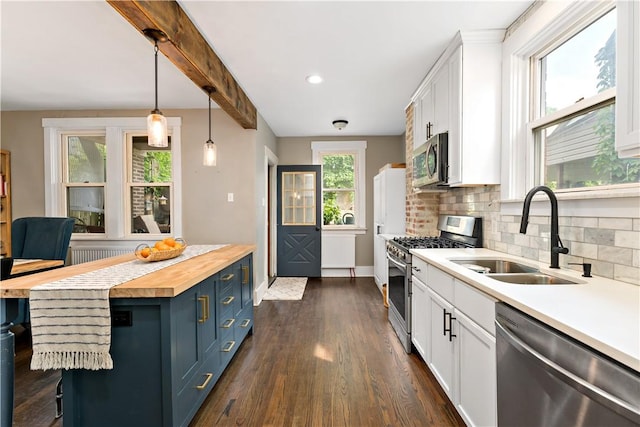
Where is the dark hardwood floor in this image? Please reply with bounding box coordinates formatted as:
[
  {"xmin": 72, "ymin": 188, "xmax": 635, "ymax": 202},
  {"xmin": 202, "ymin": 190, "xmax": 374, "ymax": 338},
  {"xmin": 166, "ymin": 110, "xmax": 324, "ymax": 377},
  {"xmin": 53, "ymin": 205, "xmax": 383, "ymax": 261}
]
[{"xmin": 12, "ymin": 277, "xmax": 463, "ymax": 427}]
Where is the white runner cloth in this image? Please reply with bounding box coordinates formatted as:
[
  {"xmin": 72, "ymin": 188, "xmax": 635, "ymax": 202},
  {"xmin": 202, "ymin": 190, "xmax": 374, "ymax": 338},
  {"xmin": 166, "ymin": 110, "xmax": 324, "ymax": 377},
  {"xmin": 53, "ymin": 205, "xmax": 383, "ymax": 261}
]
[{"xmin": 29, "ymin": 244, "xmax": 226, "ymax": 371}]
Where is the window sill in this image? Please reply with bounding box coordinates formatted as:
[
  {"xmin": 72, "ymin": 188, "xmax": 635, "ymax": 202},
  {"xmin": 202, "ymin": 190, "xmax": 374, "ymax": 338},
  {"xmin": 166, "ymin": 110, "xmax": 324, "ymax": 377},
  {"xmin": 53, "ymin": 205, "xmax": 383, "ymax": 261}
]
[
  {"xmin": 501, "ymin": 184, "xmax": 640, "ymax": 218},
  {"xmin": 322, "ymin": 226, "xmax": 367, "ymax": 235}
]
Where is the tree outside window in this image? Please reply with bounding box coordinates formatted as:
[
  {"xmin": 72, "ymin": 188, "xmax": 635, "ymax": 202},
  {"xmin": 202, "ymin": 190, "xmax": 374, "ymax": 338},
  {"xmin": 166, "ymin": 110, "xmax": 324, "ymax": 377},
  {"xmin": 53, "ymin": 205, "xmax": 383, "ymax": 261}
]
[{"xmin": 321, "ymin": 153, "xmax": 356, "ymax": 225}]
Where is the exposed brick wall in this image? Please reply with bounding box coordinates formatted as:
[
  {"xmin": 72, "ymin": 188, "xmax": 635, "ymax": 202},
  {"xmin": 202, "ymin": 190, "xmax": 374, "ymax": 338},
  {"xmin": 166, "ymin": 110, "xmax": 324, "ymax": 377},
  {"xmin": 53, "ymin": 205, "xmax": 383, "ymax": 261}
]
[{"xmin": 405, "ymin": 103, "xmax": 440, "ymax": 236}]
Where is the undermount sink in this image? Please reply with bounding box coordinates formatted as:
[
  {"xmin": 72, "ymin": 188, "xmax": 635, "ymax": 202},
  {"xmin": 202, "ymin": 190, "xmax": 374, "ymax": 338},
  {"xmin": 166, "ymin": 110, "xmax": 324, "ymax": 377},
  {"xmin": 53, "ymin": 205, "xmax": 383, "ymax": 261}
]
[
  {"xmin": 451, "ymin": 258, "xmax": 539, "ymax": 274},
  {"xmin": 485, "ymin": 273, "xmax": 581, "ymax": 285}
]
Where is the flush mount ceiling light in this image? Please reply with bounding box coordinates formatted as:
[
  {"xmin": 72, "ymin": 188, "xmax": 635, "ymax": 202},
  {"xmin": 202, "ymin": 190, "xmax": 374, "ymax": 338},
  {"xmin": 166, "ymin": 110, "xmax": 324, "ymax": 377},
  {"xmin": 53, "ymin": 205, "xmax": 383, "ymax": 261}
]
[
  {"xmin": 203, "ymin": 86, "xmax": 218, "ymax": 167},
  {"xmin": 332, "ymin": 119, "xmax": 348, "ymax": 130},
  {"xmin": 143, "ymin": 28, "xmax": 169, "ymax": 148},
  {"xmin": 305, "ymin": 74, "xmax": 323, "ymax": 84}
]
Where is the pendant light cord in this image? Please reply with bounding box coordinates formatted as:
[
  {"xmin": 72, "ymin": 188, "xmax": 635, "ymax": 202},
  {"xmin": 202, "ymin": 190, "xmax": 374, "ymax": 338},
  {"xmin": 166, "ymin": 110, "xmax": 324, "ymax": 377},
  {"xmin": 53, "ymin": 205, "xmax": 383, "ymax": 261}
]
[
  {"xmin": 208, "ymin": 95, "xmax": 212, "ymax": 142},
  {"xmin": 154, "ymin": 41, "xmax": 159, "ymax": 112}
]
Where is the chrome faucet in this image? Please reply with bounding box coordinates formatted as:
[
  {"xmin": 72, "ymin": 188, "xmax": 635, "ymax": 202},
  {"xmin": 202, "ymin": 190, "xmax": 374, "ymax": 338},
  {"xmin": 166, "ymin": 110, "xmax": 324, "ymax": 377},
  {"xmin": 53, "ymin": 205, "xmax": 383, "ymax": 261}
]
[{"xmin": 520, "ymin": 185, "xmax": 568, "ymax": 269}]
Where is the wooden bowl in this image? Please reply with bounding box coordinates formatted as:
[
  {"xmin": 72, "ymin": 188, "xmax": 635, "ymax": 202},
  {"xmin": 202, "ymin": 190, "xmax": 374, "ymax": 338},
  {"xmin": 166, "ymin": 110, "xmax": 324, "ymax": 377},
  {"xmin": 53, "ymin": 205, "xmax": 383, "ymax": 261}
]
[{"xmin": 135, "ymin": 238, "xmax": 187, "ymax": 262}]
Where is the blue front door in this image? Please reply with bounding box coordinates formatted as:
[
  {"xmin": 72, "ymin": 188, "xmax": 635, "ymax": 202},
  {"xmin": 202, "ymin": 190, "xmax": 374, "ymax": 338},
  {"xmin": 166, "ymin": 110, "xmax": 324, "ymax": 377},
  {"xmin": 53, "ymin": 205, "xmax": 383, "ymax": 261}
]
[{"xmin": 276, "ymin": 165, "xmax": 322, "ymax": 277}]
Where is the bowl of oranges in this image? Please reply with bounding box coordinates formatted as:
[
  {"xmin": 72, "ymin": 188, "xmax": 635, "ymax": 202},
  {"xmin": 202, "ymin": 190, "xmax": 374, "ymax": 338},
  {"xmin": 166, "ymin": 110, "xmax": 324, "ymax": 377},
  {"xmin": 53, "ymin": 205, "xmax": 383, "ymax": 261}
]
[{"xmin": 135, "ymin": 237, "xmax": 187, "ymax": 262}]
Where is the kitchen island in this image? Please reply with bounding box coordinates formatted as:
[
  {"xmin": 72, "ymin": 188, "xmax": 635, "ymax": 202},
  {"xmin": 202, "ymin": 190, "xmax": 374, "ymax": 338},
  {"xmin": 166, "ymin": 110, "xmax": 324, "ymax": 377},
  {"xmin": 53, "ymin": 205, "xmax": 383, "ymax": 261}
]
[{"xmin": 0, "ymin": 244, "xmax": 255, "ymax": 427}]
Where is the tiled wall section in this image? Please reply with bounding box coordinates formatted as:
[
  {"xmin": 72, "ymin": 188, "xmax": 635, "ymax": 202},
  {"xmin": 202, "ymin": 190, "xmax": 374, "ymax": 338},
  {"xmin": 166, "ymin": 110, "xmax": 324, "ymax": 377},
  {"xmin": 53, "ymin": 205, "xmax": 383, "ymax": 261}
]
[
  {"xmin": 439, "ymin": 185, "xmax": 640, "ymax": 286},
  {"xmin": 404, "ymin": 105, "xmax": 639, "ymax": 286}
]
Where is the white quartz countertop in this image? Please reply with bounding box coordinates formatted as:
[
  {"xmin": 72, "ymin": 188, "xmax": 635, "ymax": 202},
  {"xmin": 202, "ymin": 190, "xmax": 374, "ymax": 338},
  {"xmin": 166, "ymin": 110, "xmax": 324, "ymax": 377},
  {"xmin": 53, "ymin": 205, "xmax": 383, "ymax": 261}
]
[{"xmin": 410, "ymin": 247, "xmax": 640, "ymax": 373}]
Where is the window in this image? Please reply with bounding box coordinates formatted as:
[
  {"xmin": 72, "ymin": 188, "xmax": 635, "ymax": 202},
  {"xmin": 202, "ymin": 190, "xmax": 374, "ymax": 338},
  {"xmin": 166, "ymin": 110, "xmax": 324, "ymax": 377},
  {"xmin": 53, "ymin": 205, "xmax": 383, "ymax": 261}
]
[
  {"xmin": 530, "ymin": 6, "xmax": 640, "ymax": 191},
  {"xmin": 64, "ymin": 134, "xmax": 106, "ymax": 233},
  {"xmin": 128, "ymin": 135, "xmax": 173, "ymax": 234},
  {"xmin": 44, "ymin": 117, "xmax": 182, "ymax": 240},
  {"xmin": 312, "ymin": 141, "xmax": 366, "ymax": 229}
]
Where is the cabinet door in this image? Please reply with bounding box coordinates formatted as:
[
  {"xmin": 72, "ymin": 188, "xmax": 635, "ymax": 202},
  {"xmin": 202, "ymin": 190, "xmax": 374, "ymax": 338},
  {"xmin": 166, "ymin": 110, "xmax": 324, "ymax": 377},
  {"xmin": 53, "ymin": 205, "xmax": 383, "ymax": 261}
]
[
  {"xmin": 411, "ymin": 275, "xmax": 429, "ymax": 360},
  {"xmin": 172, "ymin": 286, "xmax": 203, "ymax": 392},
  {"xmin": 433, "ymin": 62, "xmax": 449, "ymax": 134},
  {"xmin": 420, "ymin": 85, "xmax": 434, "ymax": 144},
  {"xmin": 455, "ymin": 309, "xmax": 496, "ymax": 427},
  {"xmin": 373, "ymin": 235, "xmax": 387, "ymax": 289},
  {"xmin": 447, "ymin": 45, "xmax": 462, "ymax": 185},
  {"xmin": 240, "ymin": 255, "xmax": 253, "ymax": 310},
  {"xmin": 199, "ymin": 276, "xmax": 218, "ymax": 358},
  {"xmin": 426, "ymin": 287, "xmax": 455, "ymax": 399}
]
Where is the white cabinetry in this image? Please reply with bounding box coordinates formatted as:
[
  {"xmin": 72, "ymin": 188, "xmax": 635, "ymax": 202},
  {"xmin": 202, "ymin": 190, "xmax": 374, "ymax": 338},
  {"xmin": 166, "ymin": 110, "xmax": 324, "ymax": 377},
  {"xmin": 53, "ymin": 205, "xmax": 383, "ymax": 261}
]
[
  {"xmin": 411, "ymin": 257, "xmax": 498, "ymax": 427},
  {"xmin": 373, "ymin": 167, "xmax": 406, "ymax": 291},
  {"xmin": 616, "ymin": 1, "xmax": 640, "ymax": 158},
  {"xmin": 410, "ymin": 30, "xmax": 503, "ymax": 185},
  {"xmin": 411, "ymin": 257, "xmax": 429, "ymax": 359},
  {"xmin": 413, "ymin": 61, "xmax": 450, "ymax": 149}
]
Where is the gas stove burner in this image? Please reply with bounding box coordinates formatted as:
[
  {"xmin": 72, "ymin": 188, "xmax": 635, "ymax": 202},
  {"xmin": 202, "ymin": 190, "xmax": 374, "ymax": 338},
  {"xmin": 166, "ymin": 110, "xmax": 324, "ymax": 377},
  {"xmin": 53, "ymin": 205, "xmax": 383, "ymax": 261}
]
[{"xmin": 392, "ymin": 236, "xmax": 471, "ymax": 250}]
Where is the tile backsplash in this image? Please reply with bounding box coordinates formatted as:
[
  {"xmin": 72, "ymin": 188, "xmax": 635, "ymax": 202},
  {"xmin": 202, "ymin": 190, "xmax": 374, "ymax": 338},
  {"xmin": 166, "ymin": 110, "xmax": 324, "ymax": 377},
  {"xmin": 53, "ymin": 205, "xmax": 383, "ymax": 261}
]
[{"xmin": 439, "ymin": 185, "xmax": 640, "ymax": 286}]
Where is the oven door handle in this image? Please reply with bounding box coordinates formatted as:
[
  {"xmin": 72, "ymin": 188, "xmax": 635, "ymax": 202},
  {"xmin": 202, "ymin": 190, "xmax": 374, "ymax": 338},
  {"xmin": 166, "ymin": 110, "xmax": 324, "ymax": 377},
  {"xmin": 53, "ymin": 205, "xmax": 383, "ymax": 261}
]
[
  {"xmin": 386, "ymin": 253, "xmax": 407, "ymax": 274},
  {"xmin": 495, "ymin": 319, "xmax": 640, "ymax": 421}
]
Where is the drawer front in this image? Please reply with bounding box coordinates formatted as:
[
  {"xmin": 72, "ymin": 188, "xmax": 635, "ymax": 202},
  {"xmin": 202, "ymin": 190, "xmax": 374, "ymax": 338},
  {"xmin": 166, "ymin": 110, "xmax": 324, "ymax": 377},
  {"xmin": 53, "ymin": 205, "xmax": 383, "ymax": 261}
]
[
  {"xmin": 235, "ymin": 305, "xmax": 253, "ymax": 342},
  {"xmin": 427, "ymin": 264, "xmax": 454, "ymax": 302},
  {"xmin": 454, "ymin": 279, "xmax": 497, "ymax": 335},
  {"xmin": 412, "ymin": 256, "xmax": 428, "ymax": 284},
  {"xmin": 175, "ymin": 355, "xmax": 219, "ymax": 427}
]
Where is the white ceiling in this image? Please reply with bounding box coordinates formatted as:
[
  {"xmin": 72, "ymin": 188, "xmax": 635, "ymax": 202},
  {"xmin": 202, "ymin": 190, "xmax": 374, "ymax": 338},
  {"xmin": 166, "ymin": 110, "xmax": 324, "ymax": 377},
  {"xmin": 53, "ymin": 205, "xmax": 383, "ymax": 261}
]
[{"xmin": 1, "ymin": 0, "xmax": 532, "ymax": 137}]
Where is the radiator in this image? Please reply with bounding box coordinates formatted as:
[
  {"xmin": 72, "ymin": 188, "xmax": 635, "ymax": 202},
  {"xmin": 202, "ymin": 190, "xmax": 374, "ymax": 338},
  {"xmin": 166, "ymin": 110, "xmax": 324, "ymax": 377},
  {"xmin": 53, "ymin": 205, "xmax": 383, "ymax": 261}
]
[{"xmin": 70, "ymin": 247, "xmax": 132, "ymax": 265}]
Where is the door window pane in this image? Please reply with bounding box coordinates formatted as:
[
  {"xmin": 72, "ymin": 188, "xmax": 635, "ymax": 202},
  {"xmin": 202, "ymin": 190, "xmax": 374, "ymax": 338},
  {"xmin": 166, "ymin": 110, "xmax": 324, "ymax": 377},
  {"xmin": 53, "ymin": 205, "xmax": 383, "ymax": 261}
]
[
  {"xmin": 536, "ymin": 104, "xmax": 640, "ymax": 189},
  {"xmin": 282, "ymin": 172, "xmax": 316, "ymax": 225},
  {"xmin": 540, "ymin": 9, "xmax": 616, "ymax": 115}
]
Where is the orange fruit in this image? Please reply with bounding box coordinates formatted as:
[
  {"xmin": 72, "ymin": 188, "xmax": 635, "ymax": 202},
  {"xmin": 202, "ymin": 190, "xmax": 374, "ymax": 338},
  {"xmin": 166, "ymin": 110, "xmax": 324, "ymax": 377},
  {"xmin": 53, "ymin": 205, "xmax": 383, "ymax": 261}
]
[
  {"xmin": 163, "ymin": 237, "xmax": 176, "ymax": 247},
  {"xmin": 140, "ymin": 247, "xmax": 151, "ymax": 258},
  {"xmin": 150, "ymin": 247, "xmax": 159, "ymax": 253},
  {"xmin": 174, "ymin": 242, "xmax": 183, "ymax": 249},
  {"xmin": 154, "ymin": 241, "xmax": 164, "ymax": 250},
  {"xmin": 157, "ymin": 243, "xmax": 171, "ymax": 251}
]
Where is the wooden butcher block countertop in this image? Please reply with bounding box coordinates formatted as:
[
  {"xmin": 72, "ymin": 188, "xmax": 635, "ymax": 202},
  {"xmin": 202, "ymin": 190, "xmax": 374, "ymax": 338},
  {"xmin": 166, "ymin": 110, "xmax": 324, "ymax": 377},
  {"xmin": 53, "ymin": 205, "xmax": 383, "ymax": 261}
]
[{"xmin": 0, "ymin": 244, "xmax": 255, "ymax": 299}]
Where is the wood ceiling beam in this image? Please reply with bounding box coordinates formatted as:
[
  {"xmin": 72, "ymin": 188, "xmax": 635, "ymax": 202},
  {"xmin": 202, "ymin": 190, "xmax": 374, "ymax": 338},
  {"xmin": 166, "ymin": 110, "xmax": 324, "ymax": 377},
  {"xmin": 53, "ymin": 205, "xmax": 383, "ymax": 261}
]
[{"xmin": 107, "ymin": 0, "xmax": 257, "ymax": 129}]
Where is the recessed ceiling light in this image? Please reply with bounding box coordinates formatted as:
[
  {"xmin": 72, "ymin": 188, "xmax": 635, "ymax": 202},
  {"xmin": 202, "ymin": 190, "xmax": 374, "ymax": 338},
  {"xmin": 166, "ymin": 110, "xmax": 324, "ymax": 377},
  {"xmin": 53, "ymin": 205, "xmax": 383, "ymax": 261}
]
[{"xmin": 305, "ymin": 74, "xmax": 323, "ymax": 84}]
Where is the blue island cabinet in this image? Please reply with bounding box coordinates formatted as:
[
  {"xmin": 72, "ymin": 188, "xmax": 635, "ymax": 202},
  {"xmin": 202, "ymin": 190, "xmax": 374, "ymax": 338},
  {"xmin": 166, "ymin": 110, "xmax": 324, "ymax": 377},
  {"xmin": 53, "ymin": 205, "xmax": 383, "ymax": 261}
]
[{"xmin": 62, "ymin": 254, "xmax": 254, "ymax": 427}]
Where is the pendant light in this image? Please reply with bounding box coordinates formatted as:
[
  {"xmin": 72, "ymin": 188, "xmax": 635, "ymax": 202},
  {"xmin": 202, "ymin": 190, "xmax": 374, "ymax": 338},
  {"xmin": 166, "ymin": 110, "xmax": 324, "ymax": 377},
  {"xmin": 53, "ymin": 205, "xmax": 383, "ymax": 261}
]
[
  {"xmin": 203, "ymin": 86, "xmax": 218, "ymax": 166},
  {"xmin": 143, "ymin": 29, "xmax": 169, "ymax": 148}
]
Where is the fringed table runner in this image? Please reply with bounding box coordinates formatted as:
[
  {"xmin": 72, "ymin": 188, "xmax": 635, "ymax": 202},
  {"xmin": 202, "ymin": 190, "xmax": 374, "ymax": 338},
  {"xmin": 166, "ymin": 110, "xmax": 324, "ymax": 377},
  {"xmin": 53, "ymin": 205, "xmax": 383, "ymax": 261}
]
[{"xmin": 29, "ymin": 244, "xmax": 227, "ymax": 371}]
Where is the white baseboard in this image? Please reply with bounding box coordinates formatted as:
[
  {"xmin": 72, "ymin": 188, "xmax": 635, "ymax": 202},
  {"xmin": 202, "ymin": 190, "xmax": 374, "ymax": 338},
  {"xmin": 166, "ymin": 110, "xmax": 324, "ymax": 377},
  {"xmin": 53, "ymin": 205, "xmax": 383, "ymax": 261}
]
[
  {"xmin": 254, "ymin": 278, "xmax": 268, "ymax": 305},
  {"xmin": 321, "ymin": 266, "xmax": 373, "ymax": 277}
]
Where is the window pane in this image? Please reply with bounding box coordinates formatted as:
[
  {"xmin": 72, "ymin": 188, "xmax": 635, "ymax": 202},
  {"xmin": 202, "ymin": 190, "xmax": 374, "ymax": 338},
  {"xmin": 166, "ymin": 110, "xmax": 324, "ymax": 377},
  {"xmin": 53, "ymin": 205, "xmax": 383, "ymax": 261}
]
[
  {"xmin": 281, "ymin": 171, "xmax": 316, "ymax": 226},
  {"xmin": 67, "ymin": 187, "xmax": 104, "ymax": 233},
  {"xmin": 536, "ymin": 104, "xmax": 640, "ymax": 189},
  {"xmin": 67, "ymin": 135, "xmax": 106, "ymax": 182},
  {"xmin": 540, "ymin": 9, "xmax": 615, "ymax": 115},
  {"xmin": 132, "ymin": 137, "xmax": 172, "ymax": 183},
  {"xmin": 323, "ymin": 190, "xmax": 355, "ymax": 225},
  {"xmin": 322, "ymin": 154, "xmax": 354, "ymax": 189},
  {"xmin": 130, "ymin": 186, "xmax": 171, "ymax": 233}
]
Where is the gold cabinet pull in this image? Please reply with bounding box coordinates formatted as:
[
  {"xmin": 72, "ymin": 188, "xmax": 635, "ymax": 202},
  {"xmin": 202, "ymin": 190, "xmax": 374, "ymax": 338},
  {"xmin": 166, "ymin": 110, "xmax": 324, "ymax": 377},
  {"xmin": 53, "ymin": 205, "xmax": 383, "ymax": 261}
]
[
  {"xmin": 242, "ymin": 266, "xmax": 249, "ymax": 284},
  {"xmin": 195, "ymin": 373, "xmax": 213, "ymax": 390},
  {"xmin": 222, "ymin": 341, "xmax": 236, "ymax": 352},
  {"xmin": 221, "ymin": 273, "xmax": 235, "ymax": 282},
  {"xmin": 222, "ymin": 296, "xmax": 235, "ymax": 305},
  {"xmin": 222, "ymin": 318, "xmax": 235, "ymax": 328},
  {"xmin": 197, "ymin": 296, "xmax": 208, "ymax": 323},
  {"xmin": 240, "ymin": 319, "xmax": 251, "ymax": 328}
]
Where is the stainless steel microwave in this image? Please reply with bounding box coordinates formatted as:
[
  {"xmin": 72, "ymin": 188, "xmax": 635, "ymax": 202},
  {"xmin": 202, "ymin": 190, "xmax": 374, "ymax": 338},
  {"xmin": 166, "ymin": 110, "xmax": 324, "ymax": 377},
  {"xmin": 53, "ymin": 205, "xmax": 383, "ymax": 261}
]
[{"xmin": 412, "ymin": 132, "xmax": 448, "ymax": 188}]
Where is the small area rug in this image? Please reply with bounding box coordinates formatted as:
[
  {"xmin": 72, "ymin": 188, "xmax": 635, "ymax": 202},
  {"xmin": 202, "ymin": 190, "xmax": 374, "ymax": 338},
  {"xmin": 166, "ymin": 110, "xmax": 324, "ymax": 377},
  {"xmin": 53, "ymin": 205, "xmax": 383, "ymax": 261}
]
[{"xmin": 263, "ymin": 277, "xmax": 307, "ymax": 300}]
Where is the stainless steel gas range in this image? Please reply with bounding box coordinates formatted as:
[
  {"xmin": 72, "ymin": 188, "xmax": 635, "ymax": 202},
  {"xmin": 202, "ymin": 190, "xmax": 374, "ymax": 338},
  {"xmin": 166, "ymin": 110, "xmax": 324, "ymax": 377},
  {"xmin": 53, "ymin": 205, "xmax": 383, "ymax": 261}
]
[{"xmin": 386, "ymin": 215, "xmax": 483, "ymax": 353}]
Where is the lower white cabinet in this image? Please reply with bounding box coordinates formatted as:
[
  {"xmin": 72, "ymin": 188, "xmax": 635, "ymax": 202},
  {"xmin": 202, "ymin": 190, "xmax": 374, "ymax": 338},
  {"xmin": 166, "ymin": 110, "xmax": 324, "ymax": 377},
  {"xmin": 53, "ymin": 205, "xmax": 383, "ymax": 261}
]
[
  {"xmin": 454, "ymin": 308, "xmax": 497, "ymax": 427},
  {"xmin": 427, "ymin": 287, "xmax": 456, "ymax": 399},
  {"xmin": 373, "ymin": 234, "xmax": 387, "ymax": 290},
  {"xmin": 411, "ymin": 275, "xmax": 429, "ymax": 359},
  {"xmin": 412, "ymin": 259, "xmax": 497, "ymax": 427}
]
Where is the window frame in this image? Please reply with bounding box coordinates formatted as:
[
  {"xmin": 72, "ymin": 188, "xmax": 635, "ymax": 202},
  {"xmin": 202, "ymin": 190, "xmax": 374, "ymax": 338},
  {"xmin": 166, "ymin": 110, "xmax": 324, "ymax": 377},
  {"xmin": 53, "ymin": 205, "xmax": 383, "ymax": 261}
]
[
  {"xmin": 311, "ymin": 140, "xmax": 367, "ymax": 231},
  {"xmin": 43, "ymin": 117, "xmax": 182, "ymax": 242},
  {"xmin": 500, "ymin": 0, "xmax": 639, "ymax": 217}
]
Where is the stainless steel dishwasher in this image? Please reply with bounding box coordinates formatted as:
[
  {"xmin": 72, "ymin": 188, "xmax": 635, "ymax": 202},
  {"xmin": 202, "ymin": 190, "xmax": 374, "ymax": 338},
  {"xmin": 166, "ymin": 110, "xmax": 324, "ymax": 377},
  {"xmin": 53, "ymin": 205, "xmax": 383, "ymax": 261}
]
[{"xmin": 495, "ymin": 303, "xmax": 640, "ymax": 427}]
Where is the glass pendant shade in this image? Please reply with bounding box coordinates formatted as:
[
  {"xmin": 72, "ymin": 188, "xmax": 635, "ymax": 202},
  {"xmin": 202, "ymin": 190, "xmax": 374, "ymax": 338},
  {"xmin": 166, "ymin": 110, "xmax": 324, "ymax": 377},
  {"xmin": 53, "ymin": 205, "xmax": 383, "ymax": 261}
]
[
  {"xmin": 147, "ymin": 111, "xmax": 168, "ymax": 147},
  {"xmin": 203, "ymin": 140, "xmax": 217, "ymax": 166}
]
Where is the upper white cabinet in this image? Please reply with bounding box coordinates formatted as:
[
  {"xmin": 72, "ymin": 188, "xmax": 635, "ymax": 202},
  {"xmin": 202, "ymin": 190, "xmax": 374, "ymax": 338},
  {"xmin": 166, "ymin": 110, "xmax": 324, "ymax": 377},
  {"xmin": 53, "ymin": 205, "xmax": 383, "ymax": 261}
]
[
  {"xmin": 616, "ymin": 1, "xmax": 640, "ymax": 158},
  {"xmin": 411, "ymin": 30, "xmax": 503, "ymax": 185},
  {"xmin": 413, "ymin": 55, "xmax": 450, "ymax": 149}
]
